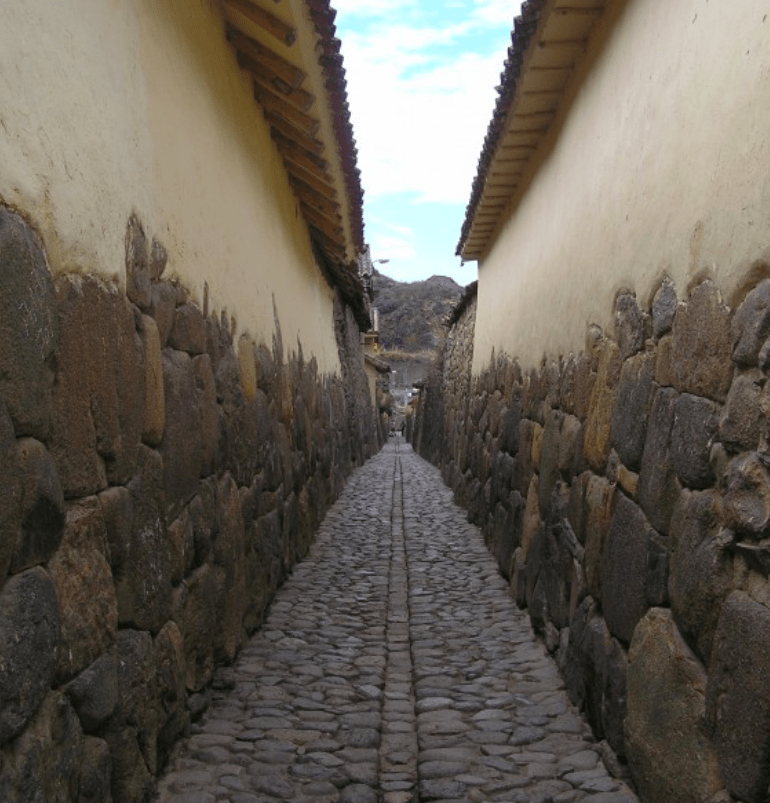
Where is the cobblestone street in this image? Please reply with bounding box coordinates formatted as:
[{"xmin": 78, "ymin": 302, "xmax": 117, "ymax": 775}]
[{"xmin": 155, "ymin": 441, "xmax": 638, "ymax": 803}]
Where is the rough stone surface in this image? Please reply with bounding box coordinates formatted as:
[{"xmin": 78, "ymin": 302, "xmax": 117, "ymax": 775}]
[
  {"xmin": 723, "ymin": 452, "xmax": 770, "ymax": 538},
  {"xmin": 672, "ymin": 280, "xmax": 733, "ymax": 402},
  {"xmin": 626, "ymin": 608, "xmax": 722, "ymax": 803},
  {"xmin": 7, "ymin": 437, "xmax": 65, "ymax": 573},
  {"xmin": 0, "ymin": 568, "xmax": 60, "ymax": 746},
  {"xmin": 156, "ymin": 444, "xmax": 637, "ymax": 803},
  {"xmin": 601, "ymin": 494, "xmax": 653, "ymax": 645},
  {"xmin": 719, "ymin": 372, "xmax": 763, "ymax": 453},
  {"xmin": 670, "ymin": 393, "xmax": 718, "ymax": 489},
  {"xmin": 669, "ymin": 490, "xmax": 733, "ymax": 663},
  {"xmin": 610, "ymin": 352, "xmax": 655, "ymax": 472},
  {"xmin": 0, "ymin": 207, "xmax": 57, "ymax": 439},
  {"xmin": 63, "ymin": 651, "xmax": 119, "ymax": 733},
  {"xmin": 170, "ymin": 303, "xmax": 207, "ymax": 356},
  {"xmin": 732, "ymin": 278, "xmax": 770, "ymax": 367},
  {"xmin": 614, "ymin": 292, "xmax": 645, "ymax": 360},
  {"xmin": 48, "ymin": 498, "xmax": 118, "ymax": 682},
  {"xmin": 51, "ymin": 274, "xmax": 143, "ymax": 496},
  {"xmin": 707, "ymin": 591, "xmax": 770, "ymax": 803},
  {"xmin": 121, "ymin": 446, "xmax": 173, "ymax": 634},
  {"xmin": 140, "ymin": 314, "xmax": 165, "ymax": 447},
  {"xmin": 651, "ymin": 276, "xmax": 677, "ymax": 340},
  {"xmin": 637, "ymin": 386, "xmax": 681, "ymax": 535},
  {"xmin": 125, "ymin": 213, "xmax": 152, "ymax": 311},
  {"xmin": 583, "ymin": 340, "xmax": 622, "ymax": 472}
]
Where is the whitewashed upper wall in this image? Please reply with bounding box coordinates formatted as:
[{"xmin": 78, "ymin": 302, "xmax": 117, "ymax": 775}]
[
  {"xmin": 0, "ymin": 0, "xmax": 342, "ymax": 372},
  {"xmin": 474, "ymin": 0, "xmax": 770, "ymax": 372}
]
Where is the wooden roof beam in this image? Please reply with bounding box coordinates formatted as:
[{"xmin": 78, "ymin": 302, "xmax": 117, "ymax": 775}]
[
  {"xmin": 290, "ymin": 178, "xmax": 342, "ymax": 224},
  {"xmin": 237, "ymin": 51, "xmax": 315, "ymax": 111},
  {"xmin": 254, "ymin": 82, "xmax": 320, "ymax": 137},
  {"xmin": 301, "ymin": 202, "xmax": 344, "ymax": 240},
  {"xmin": 225, "ymin": 0, "xmax": 296, "ymax": 46},
  {"xmin": 226, "ymin": 24, "xmax": 305, "ymax": 88},
  {"xmin": 274, "ymin": 137, "xmax": 332, "ymax": 182},
  {"xmin": 269, "ymin": 117, "xmax": 325, "ymax": 156},
  {"xmin": 285, "ymin": 161, "xmax": 338, "ymax": 199}
]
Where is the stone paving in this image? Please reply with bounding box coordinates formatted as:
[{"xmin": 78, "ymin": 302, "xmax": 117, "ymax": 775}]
[{"xmin": 154, "ymin": 440, "xmax": 638, "ymax": 803}]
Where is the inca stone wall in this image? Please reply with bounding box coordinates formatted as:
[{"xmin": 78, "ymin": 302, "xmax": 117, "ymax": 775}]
[
  {"xmin": 414, "ymin": 273, "xmax": 770, "ymax": 803},
  {"xmin": 0, "ymin": 206, "xmax": 379, "ymax": 803}
]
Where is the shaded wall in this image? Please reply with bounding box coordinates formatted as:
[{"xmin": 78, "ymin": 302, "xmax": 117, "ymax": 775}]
[
  {"xmin": 415, "ymin": 273, "xmax": 770, "ymax": 803},
  {"xmin": 0, "ymin": 207, "xmax": 378, "ymax": 803}
]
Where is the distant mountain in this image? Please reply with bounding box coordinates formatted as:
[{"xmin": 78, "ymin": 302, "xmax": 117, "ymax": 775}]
[{"xmin": 373, "ymin": 269, "xmax": 463, "ymax": 354}]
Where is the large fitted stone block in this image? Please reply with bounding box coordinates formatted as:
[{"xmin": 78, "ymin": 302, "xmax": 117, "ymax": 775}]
[
  {"xmin": 0, "ymin": 208, "xmax": 57, "ymax": 439},
  {"xmin": 0, "ymin": 568, "xmax": 60, "ymax": 745},
  {"xmin": 626, "ymin": 608, "xmax": 722, "ymax": 803},
  {"xmin": 601, "ymin": 493, "xmax": 654, "ymax": 644},
  {"xmin": 707, "ymin": 591, "xmax": 770, "ymax": 803},
  {"xmin": 672, "ymin": 280, "xmax": 733, "ymax": 402}
]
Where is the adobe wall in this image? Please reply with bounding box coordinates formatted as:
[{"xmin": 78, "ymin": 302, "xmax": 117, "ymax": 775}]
[
  {"xmin": 0, "ymin": 0, "xmax": 343, "ymax": 373},
  {"xmin": 0, "ymin": 207, "xmax": 378, "ymax": 803},
  {"xmin": 474, "ymin": 0, "xmax": 770, "ymax": 371},
  {"xmin": 415, "ymin": 274, "xmax": 770, "ymax": 803}
]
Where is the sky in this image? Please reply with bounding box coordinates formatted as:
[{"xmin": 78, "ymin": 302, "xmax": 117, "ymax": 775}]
[{"xmin": 332, "ymin": 0, "xmax": 524, "ymax": 287}]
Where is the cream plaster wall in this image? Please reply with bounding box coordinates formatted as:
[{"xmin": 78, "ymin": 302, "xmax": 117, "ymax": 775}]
[
  {"xmin": 473, "ymin": 0, "xmax": 770, "ymax": 374},
  {"xmin": 0, "ymin": 0, "xmax": 342, "ymax": 373}
]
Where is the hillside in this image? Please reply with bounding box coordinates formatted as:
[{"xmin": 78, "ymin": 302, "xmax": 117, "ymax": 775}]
[{"xmin": 373, "ymin": 269, "xmax": 463, "ymax": 354}]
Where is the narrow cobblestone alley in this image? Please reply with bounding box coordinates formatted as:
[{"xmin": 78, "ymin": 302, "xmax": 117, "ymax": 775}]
[{"xmin": 155, "ymin": 442, "xmax": 638, "ymax": 803}]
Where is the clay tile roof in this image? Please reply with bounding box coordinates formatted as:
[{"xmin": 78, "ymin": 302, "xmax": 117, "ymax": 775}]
[
  {"xmin": 307, "ymin": 0, "xmax": 365, "ymax": 251},
  {"xmin": 456, "ymin": 0, "xmax": 546, "ymax": 259},
  {"xmin": 221, "ymin": 0, "xmax": 367, "ymax": 320},
  {"xmin": 457, "ymin": 0, "xmax": 607, "ymax": 262}
]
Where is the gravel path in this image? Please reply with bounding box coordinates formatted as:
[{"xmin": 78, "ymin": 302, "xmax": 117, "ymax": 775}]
[{"xmin": 154, "ymin": 440, "xmax": 638, "ymax": 803}]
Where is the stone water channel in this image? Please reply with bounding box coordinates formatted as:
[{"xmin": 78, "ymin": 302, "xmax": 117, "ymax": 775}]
[{"xmin": 154, "ymin": 441, "xmax": 637, "ymax": 803}]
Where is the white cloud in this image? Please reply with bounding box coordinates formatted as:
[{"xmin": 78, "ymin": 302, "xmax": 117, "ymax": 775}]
[
  {"xmin": 343, "ymin": 29, "xmax": 507, "ymax": 204},
  {"xmin": 333, "ymin": 1, "xmax": 523, "ymax": 280}
]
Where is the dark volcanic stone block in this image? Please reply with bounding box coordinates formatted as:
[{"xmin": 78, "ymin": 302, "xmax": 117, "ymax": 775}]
[
  {"xmin": 719, "ymin": 373, "xmax": 762, "ymax": 453},
  {"xmin": 638, "ymin": 386, "xmax": 682, "ymax": 534},
  {"xmin": 169, "ymin": 302, "xmax": 207, "ymax": 355},
  {"xmin": 723, "ymin": 452, "xmax": 770, "ymax": 538},
  {"xmin": 614, "ymin": 291, "xmax": 645, "ymax": 360},
  {"xmin": 707, "ymin": 591, "xmax": 770, "ymax": 803},
  {"xmin": 601, "ymin": 493, "xmax": 654, "ymax": 644},
  {"xmin": 669, "ymin": 490, "xmax": 733, "ymax": 663},
  {"xmin": 51, "ymin": 274, "xmax": 143, "ymax": 496},
  {"xmin": 626, "ymin": 608, "xmax": 721, "ymax": 803},
  {"xmin": 63, "ymin": 651, "xmax": 118, "ymax": 733},
  {"xmin": 583, "ymin": 339, "xmax": 622, "ymax": 472},
  {"xmin": 7, "ymin": 437, "xmax": 65, "ymax": 574},
  {"xmin": 0, "ymin": 207, "xmax": 57, "ymax": 439},
  {"xmin": 670, "ymin": 392, "xmax": 719, "ymax": 489},
  {"xmin": 610, "ymin": 352, "xmax": 656, "ymax": 472},
  {"xmin": 161, "ymin": 348, "xmax": 203, "ymax": 514},
  {"xmin": 125, "ymin": 214, "xmax": 151, "ymax": 311},
  {"xmin": 122, "ymin": 446, "xmax": 172, "ymax": 634},
  {"xmin": 0, "ymin": 567, "xmax": 60, "ymax": 745},
  {"xmin": 652, "ymin": 276, "xmax": 677, "ymax": 340},
  {"xmin": 732, "ymin": 279, "xmax": 770, "ymax": 367},
  {"xmin": 672, "ymin": 280, "xmax": 732, "ymax": 402},
  {"xmin": 48, "ymin": 498, "xmax": 117, "ymax": 683}
]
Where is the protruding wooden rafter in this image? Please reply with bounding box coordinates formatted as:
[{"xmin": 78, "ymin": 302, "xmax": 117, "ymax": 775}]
[
  {"xmin": 254, "ymin": 83, "xmax": 320, "ymax": 137},
  {"xmin": 225, "ymin": 0, "xmax": 297, "ymax": 46},
  {"xmin": 274, "ymin": 137, "xmax": 332, "ymax": 183},
  {"xmin": 226, "ymin": 24, "xmax": 305, "ymax": 88},
  {"xmin": 285, "ymin": 161, "xmax": 338, "ymax": 200},
  {"xmin": 237, "ymin": 51, "xmax": 315, "ymax": 111},
  {"xmin": 290, "ymin": 177, "xmax": 342, "ymax": 223},
  {"xmin": 269, "ymin": 118, "xmax": 325, "ymax": 157}
]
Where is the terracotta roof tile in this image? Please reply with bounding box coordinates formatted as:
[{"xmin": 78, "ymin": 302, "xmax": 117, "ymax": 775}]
[{"xmin": 456, "ymin": 0, "xmax": 547, "ymax": 257}]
